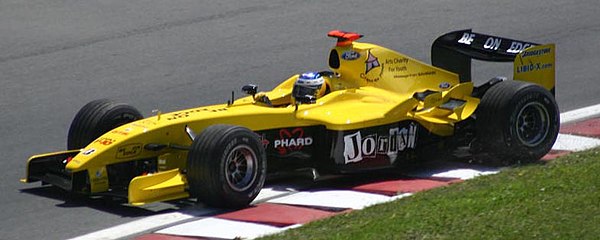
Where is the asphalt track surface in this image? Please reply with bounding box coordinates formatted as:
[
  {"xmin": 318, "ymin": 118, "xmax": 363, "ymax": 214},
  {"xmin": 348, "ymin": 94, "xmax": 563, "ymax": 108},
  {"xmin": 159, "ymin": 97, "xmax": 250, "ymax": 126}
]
[{"xmin": 1, "ymin": 1, "xmax": 599, "ymax": 239}]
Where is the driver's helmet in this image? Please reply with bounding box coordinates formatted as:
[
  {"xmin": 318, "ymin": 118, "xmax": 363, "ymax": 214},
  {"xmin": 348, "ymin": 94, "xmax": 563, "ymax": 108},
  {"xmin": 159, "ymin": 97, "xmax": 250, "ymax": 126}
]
[{"xmin": 292, "ymin": 72, "xmax": 326, "ymax": 102}]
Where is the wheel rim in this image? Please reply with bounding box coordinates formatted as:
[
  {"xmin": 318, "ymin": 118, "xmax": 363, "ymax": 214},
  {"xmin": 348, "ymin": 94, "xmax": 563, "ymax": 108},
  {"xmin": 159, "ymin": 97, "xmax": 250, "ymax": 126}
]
[
  {"xmin": 225, "ymin": 145, "xmax": 258, "ymax": 192},
  {"xmin": 515, "ymin": 102, "xmax": 550, "ymax": 147}
]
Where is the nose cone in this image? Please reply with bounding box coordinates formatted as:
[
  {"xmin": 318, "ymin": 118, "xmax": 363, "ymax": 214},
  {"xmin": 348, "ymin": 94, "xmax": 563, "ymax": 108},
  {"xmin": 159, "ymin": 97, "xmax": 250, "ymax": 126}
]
[{"xmin": 65, "ymin": 122, "xmax": 150, "ymax": 172}]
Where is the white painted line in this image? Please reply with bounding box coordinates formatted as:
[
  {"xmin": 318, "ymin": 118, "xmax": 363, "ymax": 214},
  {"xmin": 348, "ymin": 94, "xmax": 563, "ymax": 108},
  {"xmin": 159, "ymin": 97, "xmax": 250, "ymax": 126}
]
[
  {"xmin": 431, "ymin": 168, "xmax": 499, "ymax": 180},
  {"xmin": 67, "ymin": 183, "xmax": 303, "ymax": 240},
  {"xmin": 68, "ymin": 211, "xmax": 199, "ymax": 240},
  {"xmin": 156, "ymin": 218, "xmax": 289, "ymax": 239},
  {"xmin": 390, "ymin": 192, "xmax": 414, "ymax": 201},
  {"xmin": 253, "ymin": 187, "xmax": 294, "ymax": 203},
  {"xmin": 252, "ymin": 183, "xmax": 306, "ymax": 204},
  {"xmin": 560, "ymin": 103, "xmax": 600, "ymax": 124},
  {"xmin": 267, "ymin": 190, "xmax": 394, "ymax": 210},
  {"xmin": 552, "ymin": 133, "xmax": 600, "ymax": 151},
  {"xmin": 410, "ymin": 168, "xmax": 499, "ymax": 180}
]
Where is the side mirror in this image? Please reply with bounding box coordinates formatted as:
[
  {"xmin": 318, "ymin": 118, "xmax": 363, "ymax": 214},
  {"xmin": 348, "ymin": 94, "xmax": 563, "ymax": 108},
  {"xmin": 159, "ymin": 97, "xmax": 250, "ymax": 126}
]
[
  {"xmin": 293, "ymin": 95, "xmax": 316, "ymax": 112},
  {"xmin": 242, "ymin": 84, "xmax": 258, "ymax": 98},
  {"xmin": 295, "ymin": 95, "xmax": 316, "ymax": 105}
]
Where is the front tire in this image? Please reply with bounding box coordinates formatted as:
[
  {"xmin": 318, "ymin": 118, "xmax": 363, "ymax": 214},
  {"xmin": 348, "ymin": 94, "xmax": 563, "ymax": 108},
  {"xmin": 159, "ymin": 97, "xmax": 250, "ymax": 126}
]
[
  {"xmin": 187, "ymin": 124, "xmax": 266, "ymax": 208},
  {"xmin": 67, "ymin": 99, "xmax": 143, "ymax": 149},
  {"xmin": 474, "ymin": 81, "xmax": 559, "ymax": 165}
]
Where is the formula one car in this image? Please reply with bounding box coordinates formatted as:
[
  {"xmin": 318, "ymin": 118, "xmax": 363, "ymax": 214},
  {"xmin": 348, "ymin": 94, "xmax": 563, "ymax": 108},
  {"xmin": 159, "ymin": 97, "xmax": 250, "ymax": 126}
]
[{"xmin": 22, "ymin": 30, "xmax": 558, "ymax": 208}]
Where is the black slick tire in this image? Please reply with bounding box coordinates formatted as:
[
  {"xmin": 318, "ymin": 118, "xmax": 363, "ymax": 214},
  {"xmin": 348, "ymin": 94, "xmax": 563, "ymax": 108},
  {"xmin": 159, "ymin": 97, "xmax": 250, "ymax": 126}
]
[
  {"xmin": 187, "ymin": 124, "xmax": 267, "ymax": 208},
  {"xmin": 474, "ymin": 81, "xmax": 559, "ymax": 165},
  {"xmin": 67, "ymin": 99, "xmax": 143, "ymax": 150}
]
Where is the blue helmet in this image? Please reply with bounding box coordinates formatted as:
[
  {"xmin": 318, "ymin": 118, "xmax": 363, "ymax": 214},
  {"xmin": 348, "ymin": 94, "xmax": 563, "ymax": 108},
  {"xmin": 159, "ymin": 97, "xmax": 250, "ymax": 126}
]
[{"xmin": 292, "ymin": 72, "xmax": 325, "ymax": 103}]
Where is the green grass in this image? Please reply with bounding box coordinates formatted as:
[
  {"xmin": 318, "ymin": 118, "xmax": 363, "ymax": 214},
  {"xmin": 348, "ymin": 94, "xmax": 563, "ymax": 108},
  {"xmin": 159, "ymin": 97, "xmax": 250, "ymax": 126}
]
[{"xmin": 261, "ymin": 149, "xmax": 600, "ymax": 240}]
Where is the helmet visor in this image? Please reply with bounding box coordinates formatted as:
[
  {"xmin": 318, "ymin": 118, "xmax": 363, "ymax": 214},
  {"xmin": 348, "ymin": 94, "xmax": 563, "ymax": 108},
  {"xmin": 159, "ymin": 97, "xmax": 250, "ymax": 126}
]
[{"xmin": 292, "ymin": 84, "xmax": 321, "ymax": 99}]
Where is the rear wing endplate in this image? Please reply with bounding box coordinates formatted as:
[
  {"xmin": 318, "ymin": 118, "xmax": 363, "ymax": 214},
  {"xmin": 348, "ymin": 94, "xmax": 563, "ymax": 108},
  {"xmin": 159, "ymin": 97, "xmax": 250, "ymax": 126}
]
[{"xmin": 431, "ymin": 29, "xmax": 555, "ymax": 93}]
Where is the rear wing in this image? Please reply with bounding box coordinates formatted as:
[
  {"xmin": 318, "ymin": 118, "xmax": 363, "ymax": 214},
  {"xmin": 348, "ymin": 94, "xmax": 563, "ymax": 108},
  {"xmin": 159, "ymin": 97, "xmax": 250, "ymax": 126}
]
[{"xmin": 431, "ymin": 29, "xmax": 555, "ymax": 93}]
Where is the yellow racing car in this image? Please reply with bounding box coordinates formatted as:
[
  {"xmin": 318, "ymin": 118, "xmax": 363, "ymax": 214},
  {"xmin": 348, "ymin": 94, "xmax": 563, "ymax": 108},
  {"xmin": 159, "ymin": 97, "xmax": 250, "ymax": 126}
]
[{"xmin": 22, "ymin": 30, "xmax": 559, "ymax": 208}]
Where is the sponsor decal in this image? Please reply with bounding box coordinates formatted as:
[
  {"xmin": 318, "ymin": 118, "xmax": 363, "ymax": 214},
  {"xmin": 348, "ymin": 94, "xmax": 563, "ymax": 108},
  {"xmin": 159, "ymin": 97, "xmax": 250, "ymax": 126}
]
[
  {"xmin": 343, "ymin": 123, "xmax": 417, "ymax": 164},
  {"xmin": 116, "ymin": 143, "xmax": 143, "ymax": 159},
  {"xmin": 457, "ymin": 32, "xmax": 537, "ymax": 54},
  {"xmin": 483, "ymin": 37, "xmax": 502, "ymax": 51},
  {"xmin": 507, "ymin": 41, "xmax": 535, "ymax": 54},
  {"xmin": 341, "ymin": 50, "xmax": 361, "ymax": 60},
  {"xmin": 274, "ymin": 128, "xmax": 313, "ymax": 155},
  {"xmin": 360, "ymin": 50, "xmax": 383, "ymax": 82},
  {"xmin": 131, "ymin": 123, "xmax": 147, "ymax": 128},
  {"xmin": 111, "ymin": 129, "xmax": 130, "ymax": 136},
  {"xmin": 169, "ymin": 112, "xmax": 191, "ymax": 120},
  {"xmin": 458, "ymin": 32, "xmax": 476, "ymax": 45},
  {"xmin": 439, "ymin": 82, "xmax": 451, "ymax": 89},
  {"xmin": 393, "ymin": 71, "xmax": 436, "ymax": 79},
  {"xmin": 385, "ymin": 58, "xmax": 409, "ymax": 73},
  {"xmin": 131, "ymin": 119, "xmax": 157, "ymax": 129},
  {"xmin": 89, "ymin": 166, "xmax": 109, "ymax": 192},
  {"xmin": 82, "ymin": 148, "xmax": 96, "ymax": 156},
  {"xmin": 167, "ymin": 108, "xmax": 228, "ymax": 120},
  {"xmin": 364, "ymin": 50, "xmax": 381, "ymax": 74},
  {"xmin": 516, "ymin": 62, "xmax": 553, "ymax": 73},
  {"xmin": 385, "ymin": 58, "xmax": 409, "ymax": 65},
  {"xmin": 521, "ymin": 47, "xmax": 551, "ymax": 58},
  {"xmin": 94, "ymin": 137, "xmax": 115, "ymax": 145}
]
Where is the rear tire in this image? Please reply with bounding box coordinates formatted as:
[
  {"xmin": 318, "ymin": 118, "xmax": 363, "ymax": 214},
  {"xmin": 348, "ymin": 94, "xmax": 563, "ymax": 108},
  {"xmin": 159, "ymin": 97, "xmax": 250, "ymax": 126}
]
[
  {"xmin": 67, "ymin": 99, "xmax": 143, "ymax": 149},
  {"xmin": 187, "ymin": 124, "xmax": 266, "ymax": 208},
  {"xmin": 474, "ymin": 81, "xmax": 559, "ymax": 165}
]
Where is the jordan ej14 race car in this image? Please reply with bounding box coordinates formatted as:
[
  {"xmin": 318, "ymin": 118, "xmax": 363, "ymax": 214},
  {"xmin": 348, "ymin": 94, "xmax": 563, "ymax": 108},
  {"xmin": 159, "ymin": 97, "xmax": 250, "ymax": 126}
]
[{"xmin": 22, "ymin": 30, "xmax": 559, "ymax": 208}]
